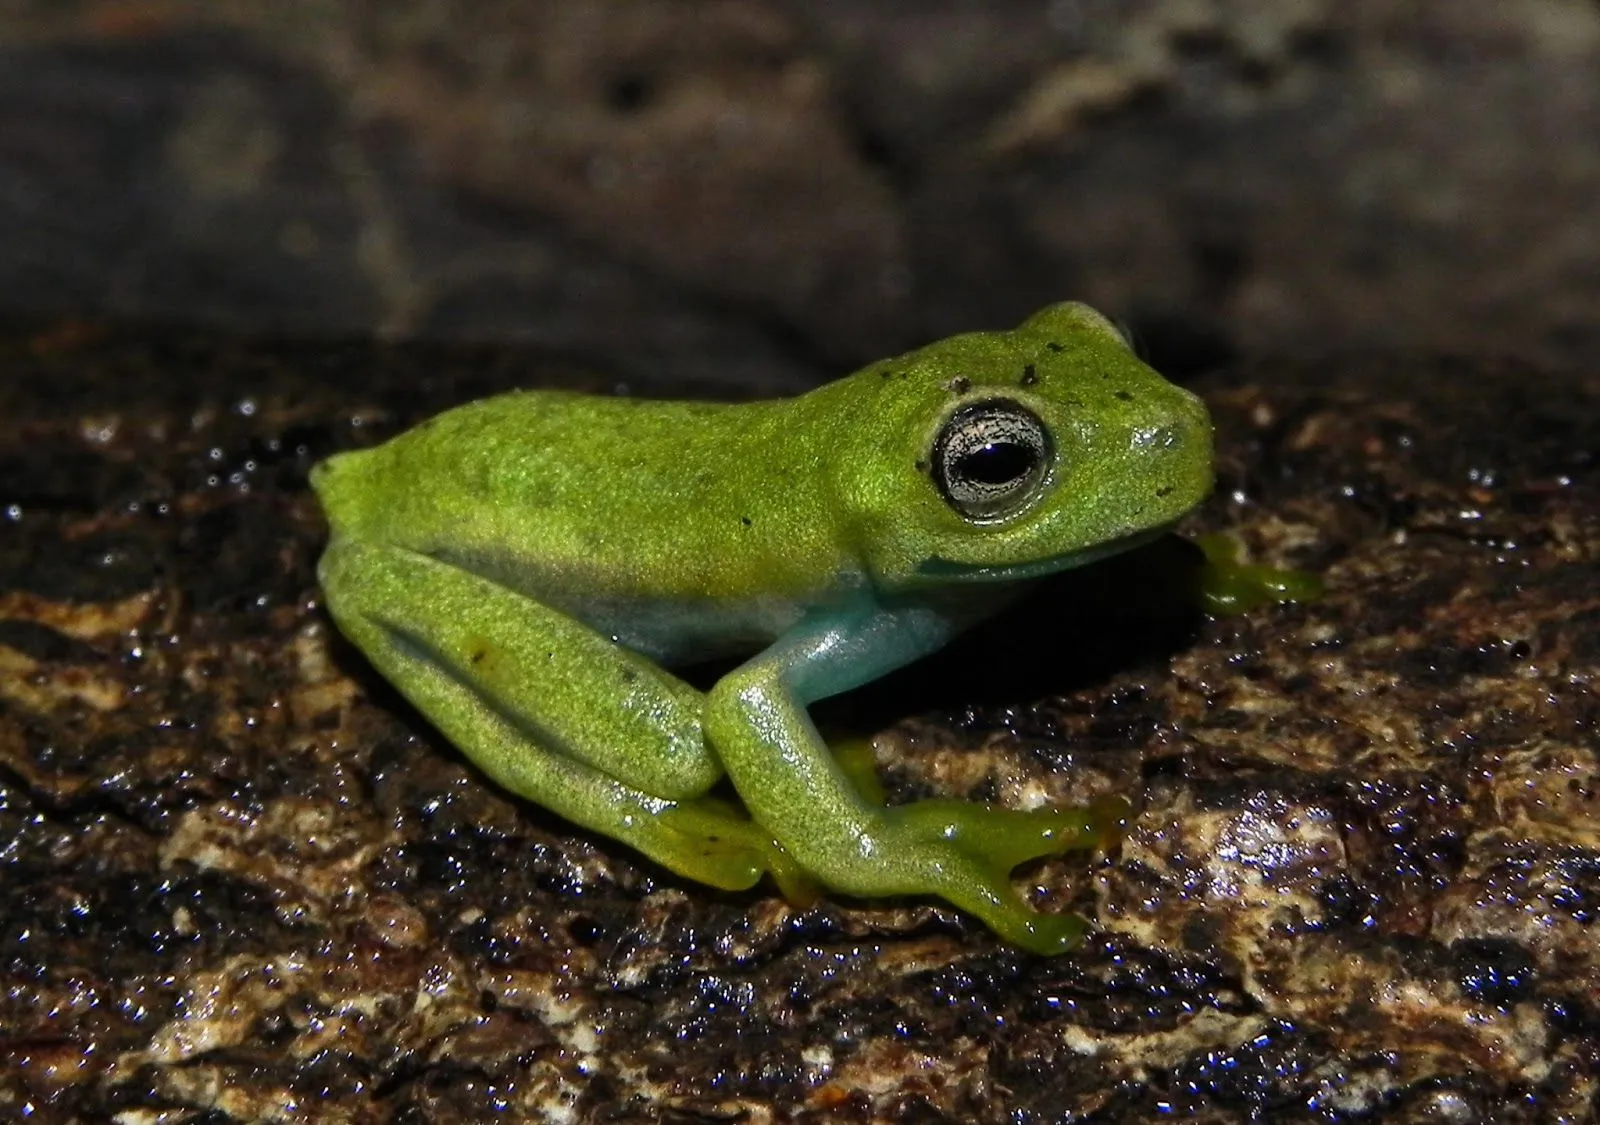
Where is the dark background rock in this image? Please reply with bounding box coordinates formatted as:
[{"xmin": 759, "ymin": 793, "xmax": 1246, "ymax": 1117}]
[{"xmin": 0, "ymin": 1, "xmax": 1596, "ymax": 388}]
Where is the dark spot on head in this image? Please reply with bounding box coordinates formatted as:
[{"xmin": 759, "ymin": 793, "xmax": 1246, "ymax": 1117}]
[
  {"xmin": 947, "ymin": 376, "xmax": 971, "ymax": 394},
  {"xmin": 622, "ymin": 668, "xmax": 638, "ymax": 684},
  {"xmin": 1114, "ymin": 390, "xmax": 1134, "ymax": 402},
  {"xmin": 1155, "ymin": 485, "xmax": 1174, "ymax": 498},
  {"xmin": 469, "ymin": 648, "xmax": 487, "ymax": 665},
  {"xmin": 1046, "ymin": 341, "xmax": 1065, "ymax": 352},
  {"xmin": 1020, "ymin": 363, "xmax": 1038, "ymax": 386},
  {"xmin": 914, "ymin": 458, "xmax": 929, "ymax": 474},
  {"xmin": 880, "ymin": 369, "xmax": 894, "ymax": 379},
  {"xmin": 740, "ymin": 515, "xmax": 752, "ymax": 527}
]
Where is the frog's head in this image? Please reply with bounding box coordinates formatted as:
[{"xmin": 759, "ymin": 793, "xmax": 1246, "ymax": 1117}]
[{"xmin": 830, "ymin": 302, "xmax": 1214, "ymax": 590}]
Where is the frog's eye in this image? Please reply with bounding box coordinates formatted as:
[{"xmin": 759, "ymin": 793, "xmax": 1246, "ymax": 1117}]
[{"xmin": 931, "ymin": 400, "xmax": 1053, "ymax": 522}]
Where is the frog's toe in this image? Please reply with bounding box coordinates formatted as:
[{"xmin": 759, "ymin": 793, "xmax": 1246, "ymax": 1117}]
[
  {"xmin": 921, "ymin": 851, "xmax": 1090, "ymax": 955},
  {"xmin": 652, "ymin": 820, "xmax": 766, "ymax": 890},
  {"xmin": 1196, "ymin": 532, "xmax": 1323, "ymax": 614},
  {"xmin": 994, "ymin": 796, "xmax": 1128, "ymax": 865},
  {"xmin": 652, "ymin": 803, "xmax": 769, "ymax": 891},
  {"xmin": 1081, "ymin": 794, "xmax": 1133, "ymax": 852},
  {"xmin": 893, "ymin": 795, "xmax": 1129, "ymax": 870},
  {"xmin": 653, "ymin": 801, "xmax": 814, "ymax": 900},
  {"xmin": 984, "ymin": 898, "xmax": 1088, "ymax": 955}
]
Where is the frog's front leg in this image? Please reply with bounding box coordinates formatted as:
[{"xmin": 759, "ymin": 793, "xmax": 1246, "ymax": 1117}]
[
  {"xmin": 703, "ymin": 603, "xmax": 1117, "ymax": 954},
  {"xmin": 319, "ymin": 538, "xmax": 803, "ymax": 893}
]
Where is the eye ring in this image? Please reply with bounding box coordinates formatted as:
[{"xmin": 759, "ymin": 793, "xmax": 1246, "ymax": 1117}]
[{"xmin": 931, "ymin": 399, "xmax": 1054, "ymax": 523}]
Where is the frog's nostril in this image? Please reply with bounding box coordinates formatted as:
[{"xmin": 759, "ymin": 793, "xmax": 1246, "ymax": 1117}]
[
  {"xmin": 1153, "ymin": 425, "xmax": 1181, "ymax": 449},
  {"xmin": 1131, "ymin": 424, "xmax": 1182, "ymax": 452}
]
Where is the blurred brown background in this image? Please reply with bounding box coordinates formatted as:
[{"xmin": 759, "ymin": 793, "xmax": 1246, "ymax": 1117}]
[{"xmin": 1, "ymin": 0, "xmax": 1596, "ymax": 388}]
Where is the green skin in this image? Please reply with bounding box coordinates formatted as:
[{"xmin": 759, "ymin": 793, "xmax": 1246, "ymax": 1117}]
[{"xmin": 312, "ymin": 302, "xmax": 1215, "ymax": 954}]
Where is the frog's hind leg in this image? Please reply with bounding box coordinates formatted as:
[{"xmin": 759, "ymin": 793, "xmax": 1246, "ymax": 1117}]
[{"xmin": 318, "ymin": 537, "xmax": 798, "ymax": 892}]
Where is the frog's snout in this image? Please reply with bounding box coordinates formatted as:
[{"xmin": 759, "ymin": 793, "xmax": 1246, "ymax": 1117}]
[{"xmin": 1121, "ymin": 388, "xmax": 1214, "ymax": 515}]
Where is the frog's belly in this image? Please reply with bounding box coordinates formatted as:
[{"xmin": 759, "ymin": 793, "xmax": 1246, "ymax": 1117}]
[
  {"xmin": 437, "ymin": 545, "xmax": 861, "ymax": 667},
  {"xmin": 563, "ymin": 593, "xmax": 812, "ymax": 667}
]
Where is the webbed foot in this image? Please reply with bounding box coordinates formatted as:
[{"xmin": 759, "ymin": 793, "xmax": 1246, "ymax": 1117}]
[{"xmin": 829, "ymin": 794, "xmax": 1128, "ymax": 954}]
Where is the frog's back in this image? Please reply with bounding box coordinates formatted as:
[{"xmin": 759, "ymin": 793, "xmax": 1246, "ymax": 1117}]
[{"xmin": 312, "ymin": 390, "xmax": 856, "ymax": 628}]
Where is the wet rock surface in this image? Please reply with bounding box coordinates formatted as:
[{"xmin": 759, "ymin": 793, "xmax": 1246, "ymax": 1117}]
[{"xmin": 0, "ymin": 328, "xmax": 1595, "ymax": 1122}]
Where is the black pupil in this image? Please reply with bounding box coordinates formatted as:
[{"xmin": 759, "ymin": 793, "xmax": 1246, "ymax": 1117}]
[{"xmin": 957, "ymin": 441, "xmax": 1035, "ymax": 486}]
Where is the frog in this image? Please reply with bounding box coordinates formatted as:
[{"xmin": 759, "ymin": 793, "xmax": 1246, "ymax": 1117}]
[{"xmin": 311, "ymin": 302, "xmax": 1216, "ymax": 954}]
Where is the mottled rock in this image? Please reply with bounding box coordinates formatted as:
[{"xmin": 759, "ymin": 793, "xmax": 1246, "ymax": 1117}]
[{"xmin": 0, "ymin": 326, "xmax": 1593, "ymax": 1122}]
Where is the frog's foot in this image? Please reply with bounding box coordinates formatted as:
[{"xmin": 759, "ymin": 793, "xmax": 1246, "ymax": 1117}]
[
  {"xmin": 1195, "ymin": 532, "xmax": 1323, "ymax": 615},
  {"xmin": 834, "ymin": 795, "xmax": 1129, "ymax": 954},
  {"xmin": 653, "ymin": 799, "xmax": 818, "ymax": 905}
]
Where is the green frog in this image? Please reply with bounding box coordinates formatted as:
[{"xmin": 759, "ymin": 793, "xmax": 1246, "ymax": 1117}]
[{"xmin": 313, "ymin": 303, "xmax": 1225, "ymax": 952}]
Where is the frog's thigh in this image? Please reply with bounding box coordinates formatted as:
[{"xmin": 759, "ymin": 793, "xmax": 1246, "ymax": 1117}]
[{"xmin": 318, "ymin": 538, "xmax": 722, "ymax": 800}]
